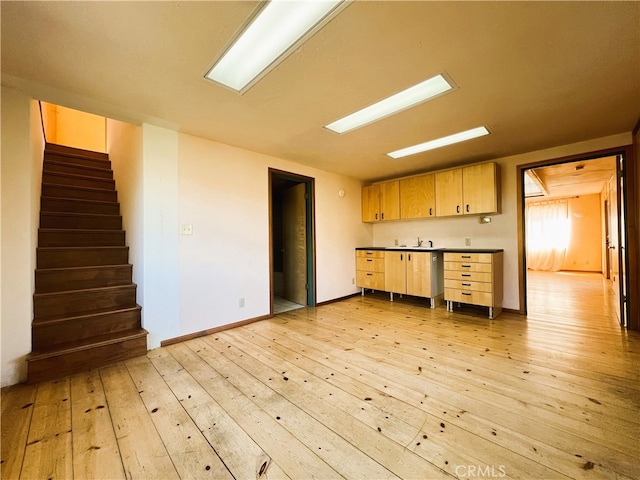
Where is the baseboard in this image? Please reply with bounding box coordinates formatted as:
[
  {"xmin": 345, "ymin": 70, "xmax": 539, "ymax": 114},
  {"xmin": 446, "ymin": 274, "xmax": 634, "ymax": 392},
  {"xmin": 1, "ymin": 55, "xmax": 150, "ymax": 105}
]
[
  {"xmin": 316, "ymin": 292, "xmax": 361, "ymax": 307},
  {"xmin": 160, "ymin": 314, "xmax": 272, "ymax": 347}
]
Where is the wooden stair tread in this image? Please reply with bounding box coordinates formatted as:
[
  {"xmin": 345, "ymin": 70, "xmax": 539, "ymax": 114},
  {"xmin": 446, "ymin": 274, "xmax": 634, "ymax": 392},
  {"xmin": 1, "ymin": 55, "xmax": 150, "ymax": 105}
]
[
  {"xmin": 42, "ymin": 171, "xmax": 115, "ymax": 185},
  {"xmin": 34, "ymin": 283, "xmax": 137, "ymax": 298},
  {"xmin": 42, "ymin": 182, "xmax": 116, "ymax": 194},
  {"xmin": 32, "ymin": 305, "xmax": 142, "ymax": 326},
  {"xmin": 45, "ymin": 143, "xmax": 109, "ymax": 161},
  {"xmin": 44, "ymin": 159, "xmax": 112, "ymax": 174},
  {"xmin": 40, "ymin": 211, "xmax": 121, "ymax": 218},
  {"xmin": 42, "ymin": 195, "xmax": 119, "ymax": 206},
  {"xmin": 29, "ymin": 328, "xmax": 148, "ymax": 360},
  {"xmin": 36, "ymin": 264, "xmax": 132, "ymax": 273},
  {"xmin": 39, "ymin": 228, "xmax": 125, "ymax": 234}
]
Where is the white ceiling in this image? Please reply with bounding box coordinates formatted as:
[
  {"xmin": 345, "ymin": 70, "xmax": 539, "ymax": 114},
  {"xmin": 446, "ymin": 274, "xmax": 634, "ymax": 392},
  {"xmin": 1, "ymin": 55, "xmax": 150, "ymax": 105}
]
[{"xmin": 2, "ymin": 1, "xmax": 639, "ymax": 182}]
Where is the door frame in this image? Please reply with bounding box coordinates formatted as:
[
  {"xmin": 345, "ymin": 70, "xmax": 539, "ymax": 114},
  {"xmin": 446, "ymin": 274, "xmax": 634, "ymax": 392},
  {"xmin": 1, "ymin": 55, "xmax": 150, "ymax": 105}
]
[
  {"xmin": 268, "ymin": 168, "xmax": 317, "ymax": 315},
  {"xmin": 516, "ymin": 144, "xmax": 638, "ymax": 330}
]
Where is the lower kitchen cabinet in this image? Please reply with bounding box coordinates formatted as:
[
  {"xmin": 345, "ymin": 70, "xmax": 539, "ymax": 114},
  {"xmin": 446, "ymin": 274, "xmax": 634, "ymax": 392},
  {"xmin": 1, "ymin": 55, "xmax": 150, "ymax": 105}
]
[
  {"xmin": 356, "ymin": 250, "xmax": 385, "ymax": 290},
  {"xmin": 444, "ymin": 251, "xmax": 503, "ymax": 318},
  {"xmin": 356, "ymin": 249, "xmax": 443, "ymax": 308}
]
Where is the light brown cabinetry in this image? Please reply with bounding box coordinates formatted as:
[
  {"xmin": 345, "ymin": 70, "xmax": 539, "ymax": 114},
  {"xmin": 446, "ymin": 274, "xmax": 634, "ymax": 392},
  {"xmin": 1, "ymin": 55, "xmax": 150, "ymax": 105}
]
[
  {"xmin": 356, "ymin": 250, "xmax": 385, "ymax": 290},
  {"xmin": 400, "ymin": 174, "xmax": 435, "ymax": 219},
  {"xmin": 361, "ymin": 181, "xmax": 399, "ymax": 222},
  {"xmin": 384, "ymin": 250, "xmax": 443, "ymax": 307},
  {"xmin": 435, "ymin": 162, "xmax": 499, "ymax": 217},
  {"xmin": 362, "ymin": 185, "xmax": 380, "ymax": 222},
  {"xmin": 444, "ymin": 251, "xmax": 503, "ymax": 318},
  {"xmin": 363, "ymin": 161, "xmax": 499, "ymax": 222}
]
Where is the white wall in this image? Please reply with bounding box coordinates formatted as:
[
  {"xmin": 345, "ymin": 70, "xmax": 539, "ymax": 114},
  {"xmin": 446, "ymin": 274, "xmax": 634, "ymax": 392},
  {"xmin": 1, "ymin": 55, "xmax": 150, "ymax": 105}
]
[
  {"xmin": 1, "ymin": 88, "xmax": 43, "ymax": 386},
  {"xmin": 142, "ymin": 125, "xmax": 180, "ymax": 347},
  {"xmin": 106, "ymin": 119, "xmax": 144, "ymax": 306},
  {"xmin": 176, "ymin": 134, "xmax": 369, "ymax": 337},
  {"xmin": 372, "ymin": 132, "xmax": 631, "ymax": 311}
]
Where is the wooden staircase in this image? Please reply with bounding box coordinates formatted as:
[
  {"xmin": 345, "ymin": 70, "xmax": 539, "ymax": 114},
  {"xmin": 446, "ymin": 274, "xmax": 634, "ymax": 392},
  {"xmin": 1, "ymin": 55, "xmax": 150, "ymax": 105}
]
[{"xmin": 28, "ymin": 143, "xmax": 147, "ymax": 384}]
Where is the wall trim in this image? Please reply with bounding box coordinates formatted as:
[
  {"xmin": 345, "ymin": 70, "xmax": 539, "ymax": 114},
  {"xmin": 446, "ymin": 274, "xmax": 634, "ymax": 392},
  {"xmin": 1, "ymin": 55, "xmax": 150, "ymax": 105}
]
[
  {"xmin": 160, "ymin": 314, "xmax": 272, "ymax": 347},
  {"xmin": 316, "ymin": 292, "xmax": 361, "ymax": 306}
]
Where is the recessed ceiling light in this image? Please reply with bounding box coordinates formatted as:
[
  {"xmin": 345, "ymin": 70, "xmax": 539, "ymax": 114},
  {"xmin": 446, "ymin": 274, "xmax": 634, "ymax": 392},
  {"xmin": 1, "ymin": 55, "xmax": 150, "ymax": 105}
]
[
  {"xmin": 325, "ymin": 73, "xmax": 456, "ymax": 134},
  {"xmin": 205, "ymin": 0, "xmax": 346, "ymax": 94},
  {"xmin": 387, "ymin": 126, "xmax": 490, "ymax": 159}
]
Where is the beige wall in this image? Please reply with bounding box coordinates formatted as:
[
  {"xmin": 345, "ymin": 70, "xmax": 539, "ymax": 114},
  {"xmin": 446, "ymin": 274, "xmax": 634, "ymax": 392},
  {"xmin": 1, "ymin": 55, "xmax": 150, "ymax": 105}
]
[
  {"xmin": 1, "ymin": 87, "xmax": 44, "ymax": 386},
  {"xmin": 561, "ymin": 194, "xmax": 602, "ymax": 272},
  {"xmin": 42, "ymin": 102, "xmax": 106, "ymax": 152}
]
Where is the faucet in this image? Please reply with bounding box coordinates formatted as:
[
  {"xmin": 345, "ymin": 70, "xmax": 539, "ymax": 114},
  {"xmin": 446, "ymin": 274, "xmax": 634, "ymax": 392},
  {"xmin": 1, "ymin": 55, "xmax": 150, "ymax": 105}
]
[
  {"xmin": 417, "ymin": 237, "xmax": 423, "ymax": 246},
  {"xmin": 428, "ymin": 240, "xmax": 433, "ymax": 248}
]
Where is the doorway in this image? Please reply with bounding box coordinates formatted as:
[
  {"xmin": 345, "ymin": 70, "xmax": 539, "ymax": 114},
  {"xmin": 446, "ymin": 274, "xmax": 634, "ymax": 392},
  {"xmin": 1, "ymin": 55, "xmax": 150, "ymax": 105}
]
[
  {"xmin": 269, "ymin": 169, "xmax": 316, "ymax": 315},
  {"xmin": 518, "ymin": 149, "xmax": 633, "ymax": 328}
]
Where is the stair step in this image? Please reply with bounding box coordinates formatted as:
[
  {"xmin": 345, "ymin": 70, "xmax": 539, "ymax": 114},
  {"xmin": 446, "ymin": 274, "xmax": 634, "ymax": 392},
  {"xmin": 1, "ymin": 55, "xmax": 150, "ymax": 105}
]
[
  {"xmin": 27, "ymin": 328, "xmax": 148, "ymax": 384},
  {"xmin": 32, "ymin": 307, "xmax": 142, "ymax": 349},
  {"xmin": 34, "ymin": 284, "xmax": 137, "ymax": 320},
  {"xmin": 38, "ymin": 228, "xmax": 125, "ymax": 247},
  {"xmin": 42, "ymin": 171, "xmax": 115, "ymax": 190},
  {"xmin": 40, "ymin": 212, "xmax": 122, "ymax": 230},
  {"xmin": 41, "ymin": 197, "xmax": 120, "ymax": 215},
  {"xmin": 36, "ymin": 264, "xmax": 133, "ymax": 293},
  {"xmin": 45, "ymin": 143, "xmax": 109, "ymax": 161},
  {"xmin": 37, "ymin": 246, "xmax": 129, "ymax": 268},
  {"xmin": 43, "ymin": 184, "xmax": 118, "ymax": 202},
  {"xmin": 43, "ymin": 160, "xmax": 113, "ymax": 179}
]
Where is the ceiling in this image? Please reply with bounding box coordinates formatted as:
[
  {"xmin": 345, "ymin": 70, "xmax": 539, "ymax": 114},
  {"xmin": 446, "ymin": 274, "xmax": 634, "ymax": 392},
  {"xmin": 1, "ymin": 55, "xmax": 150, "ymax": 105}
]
[
  {"xmin": 2, "ymin": 1, "xmax": 639, "ymax": 182},
  {"xmin": 525, "ymin": 156, "xmax": 617, "ymax": 200}
]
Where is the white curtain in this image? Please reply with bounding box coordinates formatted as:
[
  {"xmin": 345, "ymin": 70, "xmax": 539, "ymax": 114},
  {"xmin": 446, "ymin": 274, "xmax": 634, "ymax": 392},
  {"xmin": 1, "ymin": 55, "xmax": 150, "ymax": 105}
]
[{"xmin": 526, "ymin": 200, "xmax": 571, "ymax": 271}]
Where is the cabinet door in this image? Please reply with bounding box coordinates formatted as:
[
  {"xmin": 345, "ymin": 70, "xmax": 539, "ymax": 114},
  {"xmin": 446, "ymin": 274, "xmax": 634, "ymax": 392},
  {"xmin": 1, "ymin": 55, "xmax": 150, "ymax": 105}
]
[
  {"xmin": 384, "ymin": 251, "xmax": 406, "ymax": 294},
  {"xmin": 379, "ymin": 180, "xmax": 400, "ymax": 221},
  {"xmin": 463, "ymin": 163, "xmax": 498, "ymax": 214},
  {"xmin": 406, "ymin": 252, "xmax": 432, "ymax": 297},
  {"xmin": 361, "ymin": 184, "xmax": 380, "ymax": 222},
  {"xmin": 400, "ymin": 174, "xmax": 435, "ymax": 219},
  {"xmin": 435, "ymin": 169, "xmax": 463, "ymax": 216}
]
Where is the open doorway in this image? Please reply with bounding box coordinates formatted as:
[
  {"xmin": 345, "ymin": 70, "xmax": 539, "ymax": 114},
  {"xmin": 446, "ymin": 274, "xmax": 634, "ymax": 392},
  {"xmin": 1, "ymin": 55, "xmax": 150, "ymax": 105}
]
[
  {"xmin": 518, "ymin": 150, "xmax": 632, "ymax": 328},
  {"xmin": 269, "ymin": 169, "xmax": 316, "ymax": 315}
]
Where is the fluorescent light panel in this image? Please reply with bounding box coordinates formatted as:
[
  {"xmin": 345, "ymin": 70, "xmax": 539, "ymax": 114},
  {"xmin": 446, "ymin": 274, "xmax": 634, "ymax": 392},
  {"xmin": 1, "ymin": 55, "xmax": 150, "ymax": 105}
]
[
  {"xmin": 325, "ymin": 74, "xmax": 455, "ymax": 134},
  {"xmin": 387, "ymin": 126, "xmax": 490, "ymax": 159},
  {"xmin": 206, "ymin": 0, "xmax": 345, "ymax": 93}
]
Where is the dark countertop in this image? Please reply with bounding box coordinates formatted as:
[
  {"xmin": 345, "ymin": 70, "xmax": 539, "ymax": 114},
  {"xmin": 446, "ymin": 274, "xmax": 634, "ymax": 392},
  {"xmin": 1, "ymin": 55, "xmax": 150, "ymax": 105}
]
[{"xmin": 356, "ymin": 247, "xmax": 504, "ymax": 253}]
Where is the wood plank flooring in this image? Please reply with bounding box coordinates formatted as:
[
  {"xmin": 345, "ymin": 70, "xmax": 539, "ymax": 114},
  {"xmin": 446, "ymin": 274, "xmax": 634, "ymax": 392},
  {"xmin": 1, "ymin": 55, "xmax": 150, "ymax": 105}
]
[{"xmin": 2, "ymin": 271, "xmax": 639, "ymax": 479}]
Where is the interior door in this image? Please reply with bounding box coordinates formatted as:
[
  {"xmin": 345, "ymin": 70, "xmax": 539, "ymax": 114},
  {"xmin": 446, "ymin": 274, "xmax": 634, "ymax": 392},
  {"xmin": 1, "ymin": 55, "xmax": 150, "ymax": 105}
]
[
  {"xmin": 616, "ymin": 155, "xmax": 628, "ymax": 326},
  {"xmin": 282, "ymin": 183, "xmax": 307, "ymax": 305},
  {"xmin": 608, "ymin": 174, "xmax": 621, "ymax": 323}
]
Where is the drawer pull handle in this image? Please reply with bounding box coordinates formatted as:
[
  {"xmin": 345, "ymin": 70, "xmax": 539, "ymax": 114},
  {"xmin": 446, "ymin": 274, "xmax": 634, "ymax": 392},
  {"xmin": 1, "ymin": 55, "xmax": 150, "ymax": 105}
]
[
  {"xmin": 462, "ymin": 283, "xmax": 471, "ymax": 286},
  {"xmin": 461, "ymin": 255, "xmax": 471, "ymax": 259},
  {"xmin": 462, "ymin": 264, "xmax": 471, "ymax": 268},
  {"xmin": 366, "ymin": 252, "xmax": 373, "ymax": 255},
  {"xmin": 462, "ymin": 274, "xmax": 471, "ymax": 277},
  {"xmin": 462, "ymin": 292, "xmax": 472, "ymax": 296},
  {"xmin": 366, "ymin": 273, "xmax": 373, "ymax": 276},
  {"xmin": 366, "ymin": 259, "xmax": 373, "ymax": 262}
]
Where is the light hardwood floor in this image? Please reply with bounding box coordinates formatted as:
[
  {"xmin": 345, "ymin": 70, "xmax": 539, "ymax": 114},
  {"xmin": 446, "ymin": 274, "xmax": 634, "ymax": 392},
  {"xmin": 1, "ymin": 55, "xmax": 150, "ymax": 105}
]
[{"xmin": 2, "ymin": 271, "xmax": 639, "ymax": 479}]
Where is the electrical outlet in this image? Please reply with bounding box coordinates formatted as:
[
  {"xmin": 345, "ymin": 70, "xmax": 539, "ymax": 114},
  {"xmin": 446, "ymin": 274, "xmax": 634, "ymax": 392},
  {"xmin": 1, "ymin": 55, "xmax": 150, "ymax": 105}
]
[
  {"xmin": 394, "ymin": 239, "xmax": 399, "ymax": 246},
  {"xmin": 181, "ymin": 224, "xmax": 193, "ymax": 235},
  {"xmin": 239, "ymin": 297, "xmax": 245, "ymax": 308},
  {"xmin": 465, "ymin": 237, "xmax": 471, "ymax": 246},
  {"xmin": 352, "ymin": 277, "xmax": 355, "ymax": 284}
]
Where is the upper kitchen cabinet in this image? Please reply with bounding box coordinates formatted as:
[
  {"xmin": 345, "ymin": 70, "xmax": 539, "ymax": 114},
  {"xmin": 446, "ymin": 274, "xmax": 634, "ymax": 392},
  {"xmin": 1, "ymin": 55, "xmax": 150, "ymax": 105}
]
[
  {"xmin": 400, "ymin": 174, "xmax": 435, "ymax": 219},
  {"xmin": 462, "ymin": 163, "xmax": 500, "ymax": 215},
  {"xmin": 362, "ymin": 184, "xmax": 380, "ymax": 222},
  {"xmin": 434, "ymin": 169, "xmax": 463, "ymax": 216},
  {"xmin": 362, "ymin": 181, "xmax": 400, "ymax": 222},
  {"xmin": 435, "ymin": 162, "xmax": 500, "ymax": 217}
]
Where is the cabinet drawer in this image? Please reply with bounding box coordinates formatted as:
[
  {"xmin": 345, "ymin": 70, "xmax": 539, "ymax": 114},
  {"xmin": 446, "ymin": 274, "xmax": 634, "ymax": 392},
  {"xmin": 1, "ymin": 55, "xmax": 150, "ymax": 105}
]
[
  {"xmin": 356, "ymin": 271, "xmax": 385, "ymax": 290},
  {"xmin": 356, "ymin": 257, "xmax": 384, "ymax": 272},
  {"xmin": 444, "ymin": 261, "xmax": 493, "ymax": 273},
  {"xmin": 444, "ymin": 279, "xmax": 493, "ymax": 293},
  {"xmin": 444, "ymin": 253, "xmax": 492, "ymax": 263},
  {"xmin": 443, "ymin": 270, "xmax": 492, "ymax": 282},
  {"xmin": 357, "ymin": 250, "xmax": 385, "ymax": 259},
  {"xmin": 445, "ymin": 288, "xmax": 494, "ymax": 307}
]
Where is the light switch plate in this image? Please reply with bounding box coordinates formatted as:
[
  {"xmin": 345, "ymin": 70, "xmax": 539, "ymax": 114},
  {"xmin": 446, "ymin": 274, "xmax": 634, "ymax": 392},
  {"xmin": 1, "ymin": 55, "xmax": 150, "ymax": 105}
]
[{"xmin": 181, "ymin": 224, "xmax": 193, "ymax": 235}]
